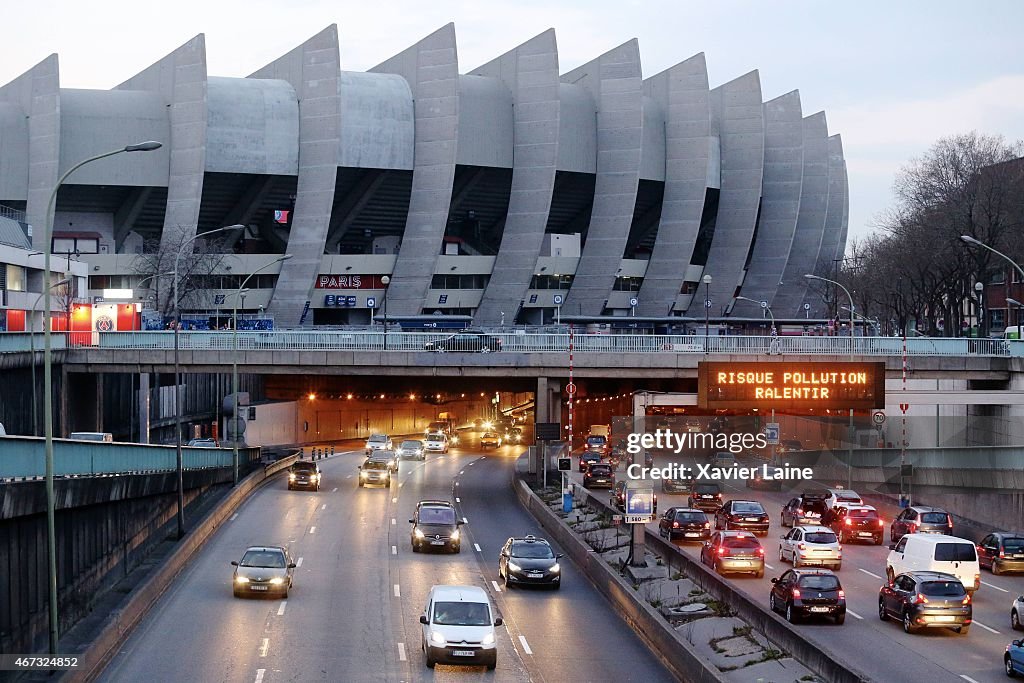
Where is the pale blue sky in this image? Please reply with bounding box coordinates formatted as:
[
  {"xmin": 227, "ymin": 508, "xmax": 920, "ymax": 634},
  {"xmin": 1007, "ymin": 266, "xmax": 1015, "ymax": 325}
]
[{"xmin": 3, "ymin": 0, "xmax": 1023, "ymax": 246}]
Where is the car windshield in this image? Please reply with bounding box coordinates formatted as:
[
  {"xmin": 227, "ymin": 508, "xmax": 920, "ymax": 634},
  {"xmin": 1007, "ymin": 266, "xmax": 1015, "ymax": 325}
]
[
  {"xmin": 920, "ymin": 580, "xmax": 967, "ymax": 596},
  {"xmin": 432, "ymin": 601, "xmax": 491, "ymax": 626},
  {"xmin": 291, "ymin": 463, "xmax": 316, "ymax": 472},
  {"xmin": 419, "ymin": 507, "xmax": 456, "ymax": 525},
  {"xmin": 848, "ymin": 508, "xmax": 877, "ymax": 518},
  {"xmin": 798, "ymin": 575, "xmax": 840, "ymax": 590},
  {"xmin": 368, "ymin": 435, "xmax": 387, "ymax": 443},
  {"xmin": 426, "ymin": 434, "xmax": 445, "ymax": 441},
  {"xmin": 587, "ymin": 436, "xmax": 607, "ymax": 445},
  {"xmin": 804, "ymin": 532, "xmax": 838, "ymax": 544},
  {"xmin": 1003, "ymin": 538, "xmax": 1024, "ymax": 552},
  {"xmin": 512, "ymin": 542, "xmax": 555, "ymax": 559},
  {"xmin": 240, "ymin": 550, "xmax": 286, "ymax": 568},
  {"xmin": 401, "ymin": 441, "xmax": 422, "ymax": 449},
  {"xmin": 723, "ymin": 537, "xmax": 760, "ymax": 549},
  {"xmin": 732, "ymin": 502, "xmax": 765, "ymax": 514},
  {"xmin": 364, "ymin": 461, "xmax": 389, "ymax": 470},
  {"xmin": 695, "ymin": 484, "xmax": 721, "ymax": 494},
  {"xmin": 677, "ymin": 512, "xmax": 707, "ymax": 523},
  {"xmin": 483, "ymin": 433, "xmax": 498, "ymax": 438},
  {"xmin": 934, "ymin": 543, "xmax": 976, "ymax": 561},
  {"xmin": 836, "ymin": 493, "xmax": 861, "ymax": 503},
  {"xmin": 920, "ymin": 512, "xmax": 949, "ymax": 524}
]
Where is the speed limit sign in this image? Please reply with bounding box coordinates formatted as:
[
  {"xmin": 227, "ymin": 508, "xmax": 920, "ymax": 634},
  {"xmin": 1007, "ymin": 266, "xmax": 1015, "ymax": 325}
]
[{"xmin": 872, "ymin": 410, "xmax": 886, "ymax": 425}]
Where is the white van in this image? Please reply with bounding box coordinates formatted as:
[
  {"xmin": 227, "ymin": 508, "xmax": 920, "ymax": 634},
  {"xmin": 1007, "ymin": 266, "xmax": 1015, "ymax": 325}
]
[
  {"xmin": 886, "ymin": 534, "xmax": 980, "ymax": 592},
  {"xmin": 420, "ymin": 585, "xmax": 501, "ymax": 670},
  {"xmin": 69, "ymin": 432, "xmax": 113, "ymax": 443}
]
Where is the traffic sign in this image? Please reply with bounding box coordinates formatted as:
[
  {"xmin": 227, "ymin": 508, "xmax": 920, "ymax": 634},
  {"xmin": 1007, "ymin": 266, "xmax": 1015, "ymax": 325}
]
[
  {"xmin": 764, "ymin": 422, "xmax": 780, "ymax": 445},
  {"xmin": 804, "ymin": 303, "xmax": 811, "ymax": 310},
  {"xmin": 872, "ymin": 410, "xmax": 886, "ymax": 425},
  {"xmin": 704, "ymin": 299, "xmax": 713, "ymax": 308},
  {"xmin": 553, "ymin": 294, "xmax": 564, "ymax": 306},
  {"xmin": 366, "ymin": 297, "xmax": 376, "ymax": 308},
  {"xmin": 565, "ymin": 382, "xmax": 577, "ymax": 395},
  {"xmin": 629, "ymin": 297, "xmax": 638, "ymax": 307},
  {"xmin": 760, "ymin": 300, "xmax": 768, "ymax": 309},
  {"xmin": 899, "ymin": 403, "xmax": 909, "ymax": 413},
  {"xmin": 625, "ymin": 487, "xmax": 654, "ymax": 520},
  {"xmin": 624, "ymin": 514, "xmax": 652, "ymax": 524}
]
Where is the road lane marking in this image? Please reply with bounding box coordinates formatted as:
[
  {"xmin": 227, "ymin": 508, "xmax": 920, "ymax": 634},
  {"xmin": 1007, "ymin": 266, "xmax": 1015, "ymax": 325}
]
[
  {"xmin": 398, "ymin": 643, "xmax": 407, "ymax": 661},
  {"xmin": 297, "ymin": 557, "xmax": 304, "ymax": 567},
  {"xmin": 764, "ymin": 563, "xmax": 774, "ymax": 570},
  {"xmin": 309, "ymin": 526, "xmax": 316, "ymax": 534},
  {"xmin": 259, "ymin": 638, "xmax": 269, "ymax": 657},
  {"xmin": 519, "ymin": 635, "xmax": 533, "ymax": 655},
  {"xmin": 455, "ymin": 497, "xmax": 461, "ymax": 503},
  {"xmin": 961, "ymin": 676, "xmax": 982, "ymax": 683},
  {"xmin": 399, "ymin": 483, "xmax": 404, "ymax": 488},
  {"xmin": 858, "ymin": 568, "xmax": 883, "ymax": 580},
  {"xmin": 254, "ymin": 670, "xmax": 265, "ymax": 683},
  {"xmin": 847, "ymin": 609, "xmax": 864, "ymax": 620},
  {"xmin": 469, "ymin": 462, "xmax": 475, "ymax": 466},
  {"xmin": 474, "ymin": 543, "xmax": 482, "ymax": 552},
  {"xmin": 973, "ymin": 619, "xmax": 1000, "ymax": 634},
  {"xmin": 462, "ymin": 517, "xmax": 469, "ymax": 523},
  {"xmin": 332, "ymin": 487, "xmax": 338, "ymax": 492},
  {"xmin": 346, "ymin": 474, "xmax": 352, "ymax": 479},
  {"xmin": 277, "ymin": 601, "xmax": 287, "ymax": 616},
  {"xmin": 230, "ymin": 513, "xmax": 238, "ymax": 521},
  {"xmin": 491, "ymin": 580, "xmax": 502, "ymax": 592},
  {"xmin": 391, "ymin": 518, "xmax": 396, "ymax": 525},
  {"xmin": 982, "ymin": 580, "xmax": 1009, "ymax": 593},
  {"xmin": 460, "ymin": 470, "xmax": 465, "ymax": 474},
  {"xmin": 394, "ymin": 584, "xmax": 401, "ymax": 597},
  {"xmin": 392, "ymin": 545, "xmax": 397, "ymax": 555},
  {"xmin": 392, "ymin": 497, "xmax": 398, "ymax": 503}
]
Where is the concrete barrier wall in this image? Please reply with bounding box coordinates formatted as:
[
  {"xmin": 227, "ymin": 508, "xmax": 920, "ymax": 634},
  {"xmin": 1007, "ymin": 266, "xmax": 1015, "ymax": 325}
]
[{"xmin": 513, "ymin": 477, "xmax": 727, "ymax": 683}]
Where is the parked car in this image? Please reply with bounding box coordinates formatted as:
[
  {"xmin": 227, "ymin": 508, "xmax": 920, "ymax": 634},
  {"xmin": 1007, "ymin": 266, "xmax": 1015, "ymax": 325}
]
[
  {"xmin": 498, "ymin": 535, "xmax": 562, "ymax": 589},
  {"xmin": 582, "ymin": 463, "xmax": 615, "ymax": 489},
  {"xmin": 890, "ymin": 505, "xmax": 954, "ymax": 543},
  {"xmin": 398, "ymin": 440, "xmax": 426, "ymax": 460},
  {"xmin": 424, "ymin": 331, "xmax": 502, "ymax": 353},
  {"xmin": 287, "ymin": 460, "xmax": 321, "ymax": 491},
  {"xmin": 479, "ymin": 432, "xmax": 502, "ymax": 449},
  {"xmin": 827, "ymin": 504, "xmax": 885, "ymax": 545},
  {"xmin": 781, "ymin": 493, "xmax": 829, "ymax": 528},
  {"xmin": 410, "ymin": 501, "xmax": 463, "ymax": 553},
  {"xmin": 770, "ymin": 569, "xmax": 846, "ymax": 624},
  {"xmin": 977, "ymin": 532, "xmax": 1024, "ymax": 575},
  {"xmin": 689, "ymin": 482, "xmax": 724, "ymax": 512},
  {"xmin": 365, "ymin": 433, "xmax": 393, "ymax": 455},
  {"xmin": 886, "ymin": 533, "xmax": 980, "ymax": 593},
  {"xmin": 878, "ymin": 571, "xmax": 971, "ymax": 634},
  {"xmin": 700, "ymin": 531, "xmax": 765, "ymax": 577},
  {"xmin": 779, "ymin": 526, "xmax": 842, "ymax": 570},
  {"xmin": 231, "ymin": 546, "xmax": 296, "ymax": 598},
  {"xmin": 658, "ymin": 507, "xmax": 710, "ymax": 542},
  {"xmin": 610, "ymin": 481, "xmax": 657, "ymax": 514},
  {"xmin": 420, "ymin": 584, "xmax": 500, "ymax": 670},
  {"xmin": 716, "ymin": 500, "xmax": 770, "ymax": 536}
]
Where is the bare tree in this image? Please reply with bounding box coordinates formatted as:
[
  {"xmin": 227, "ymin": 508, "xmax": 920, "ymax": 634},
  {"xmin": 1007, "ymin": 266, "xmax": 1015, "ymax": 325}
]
[{"xmin": 133, "ymin": 227, "xmax": 236, "ymax": 320}]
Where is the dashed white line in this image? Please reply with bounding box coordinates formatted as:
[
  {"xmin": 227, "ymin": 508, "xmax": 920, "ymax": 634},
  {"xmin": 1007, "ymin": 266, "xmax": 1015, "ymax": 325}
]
[
  {"xmin": 973, "ymin": 619, "xmax": 1000, "ymax": 634},
  {"xmin": 474, "ymin": 543, "xmax": 482, "ymax": 552},
  {"xmin": 277, "ymin": 601, "xmax": 287, "ymax": 616},
  {"xmin": 332, "ymin": 487, "xmax": 338, "ymax": 492},
  {"xmin": 469, "ymin": 462, "xmax": 475, "ymax": 466},
  {"xmin": 392, "ymin": 497, "xmax": 398, "ymax": 503},
  {"xmin": 455, "ymin": 497, "xmax": 461, "ymax": 503},
  {"xmin": 399, "ymin": 482, "xmax": 404, "ymax": 488},
  {"xmin": 296, "ymin": 557, "xmax": 304, "ymax": 567},
  {"xmin": 346, "ymin": 474, "xmax": 352, "ymax": 479},
  {"xmin": 309, "ymin": 526, "xmax": 316, "ymax": 534},
  {"xmin": 229, "ymin": 513, "xmax": 238, "ymax": 521},
  {"xmin": 391, "ymin": 518, "xmax": 396, "ymax": 525},
  {"xmin": 462, "ymin": 517, "xmax": 469, "ymax": 524},
  {"xmin": 858, "ymin": 568, "xmax": 883, "ymax": 580},
  {"xmin": 961, "ymin": 675, "xmax": 982, "ymax": 683},
  {"xmin": 394, "ymin": 584, "xmax": 401, "ymax": 597},
  {"xmin": 518, "ymin": 635, "xmax": 533, "ymax": 655},
  {"xmin": 491, "ymin": 580, "xmax": 502, "ymax": 592},
  {"xmin": 846, "ymin": 609, "xmax": 864, "ymax": 620},
  {"xmin": 397, "ymin": 643, "xmax": 407, "ymax": 661},
  {"xmin": 982, "ymin": 580, "xmax": 1009, "ymax": 593},
  {"xmin": 764, "ymin": 563, "xmax": 774, "ymax": 570},
  {"xmin": 392, "ymin": 545, "xmax": 397, "ymax": 555},
  {"xmin": 460, "ymin": 470, "xmax": 465, "ymax": 474},
  {"xmin": 254, "ymin": 669, "xmax": 265, "ymax": 683},
  {"xmin": 259, "ymin": 637, "xmax": 270, "ymax": 657}
]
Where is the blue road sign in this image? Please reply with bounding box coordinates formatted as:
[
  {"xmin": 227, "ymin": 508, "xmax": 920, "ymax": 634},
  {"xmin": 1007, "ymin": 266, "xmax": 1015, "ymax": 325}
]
[
  {"xmin": 625, "ymin": 487, "xmax": 654, "ymax": 517},
  {"xmin": 366, "ymin": 297, "xmax": 376, "ymax": 308}
]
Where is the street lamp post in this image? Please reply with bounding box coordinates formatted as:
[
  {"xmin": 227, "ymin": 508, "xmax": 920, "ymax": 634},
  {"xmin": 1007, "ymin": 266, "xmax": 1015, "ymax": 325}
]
[
  {"xmin": 702, "ymin": 274, "xmax": 712, "ymax": 353},
  {"xmin": 42, "ymin": 140, "xmax": 162, "ymax": 655},
  {"xmin": 380, "ymin": 275, "xmax": 391, "ymax": 350},
  {"xmin": 961, "ymin": 235, "xmax": 1024, "ymax": 337},
  {"xmin": 974, "ymin": 281, "xmax": 985, "ymax": 338},
  {"xmin": 172, "ymin": 223, "xmax": 243, "ymax": 539},
  {"xmin": 1008, "ymin": 297, "xmax": 1023, "ymax": 331},
  {"xmin": 29, "ymin": 279, "xmax": 70, "ymax": 436},
  {"xmin": 736, "ymin": 296, "xmax": 777, "ymax": 353},
  {"xmin": 229, "ymin": 255, "xmax": 292, "ymax": 485}
]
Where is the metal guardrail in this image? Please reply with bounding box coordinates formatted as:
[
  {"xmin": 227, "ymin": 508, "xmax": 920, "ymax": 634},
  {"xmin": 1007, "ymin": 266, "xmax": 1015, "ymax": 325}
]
[
  {"xmin": 11, "ymin": 330, "xmax": 1018, "ymax": 356},
  {"xmin": 0, "ymin": 435, "xmax": 259, "ymax": 479},
  {"xmin": 0, "ymin": 333, "xmax": 68, "ymax": 353}
]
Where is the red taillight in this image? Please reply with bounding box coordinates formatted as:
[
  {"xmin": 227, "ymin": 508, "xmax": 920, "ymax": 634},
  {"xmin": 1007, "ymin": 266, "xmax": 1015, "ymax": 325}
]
[
  {"xmin": 703, "ymin": 522, "xmax": 710, "ymax": 528},
  {"xmin": 844, "ymin": 518, "xmax": 853, "ymax": 526},
  {"xmin": 838, "ymin": 589, "xmax": 846, "ymax": 599},
  {"xmin": 672, "ymin": 521, "xmax": 680, "ymax": 528},
  {"xmin": 878, "ymin": 519, "xmax": 885, "ymax": 527},
  {"xmin": 1000, "ymin": 549, "xmax": 1006, "ymax": 558},
  {"xmin": 962, "ymin": 595, "xmax": 971, "ymax": 605},
  {"xmin": 716, "ymin": 493, "xmax": 722, "ymax": 499},
  {"xmin": 757, "ymin": 547, "xmax": 765, "ymax": 556},
  {"xmin": 797, "ymin": 543, "xmax": 806, "ymax": 551},
  {"xmin": 792, "ymin": 588, "xmax": 801, "ymax": 598},
  {"xmin": 796, "ymin": 508, "xmax": 803, "ymax": 516},
  {"xmin": 718, "ymin": 547, "xmax": 729, "ymax": 556},
  {"xmin": 974, "ymin": 573, "xmax": 980, "ymax": 588},
  {"xmin": 947, "ymin": 515, "xmax": 953, "ymax": 527},
  {"xmin": 914, "ymin": 593, "xmax": 929, "ymax": 604},
  {"xmin": 910, "ymin": 523, "xmax": 918, "ymax": 532}
]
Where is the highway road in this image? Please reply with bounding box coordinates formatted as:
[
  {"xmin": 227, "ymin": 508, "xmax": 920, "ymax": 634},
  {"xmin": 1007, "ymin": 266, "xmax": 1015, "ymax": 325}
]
[
  {"xmin": 572, "ymin": 451, "xmax": 1024, "ymax": 683},
  {"xmin": 98, "ymin": 434, "xmax": 672, "ymax": 683}
]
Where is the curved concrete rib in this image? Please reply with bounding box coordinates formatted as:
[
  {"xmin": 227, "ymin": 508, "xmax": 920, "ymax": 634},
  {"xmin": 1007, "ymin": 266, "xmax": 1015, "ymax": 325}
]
[
  {"xmin": 370, "ymin": 24, "xmax": 460, "ymax": 316},
  {"xmin": 0, "ymin": 54, "xmax": 61, "ymax": 251},
  {"xmin": 733, "ymin": 90, "xmax": 803, "ymax": 317},
  {"xmin": 635, "ymin": 53, "xmax": 711, "ymax": 317},
  {"xmin": 560, "ymin": 39, "xmax": 643, "ymax": 316},
  {"xmin": 250, "ymin": 25, "xmax": 341, "ymax": 327},
  {"xmin": 774, "ymin": 112, "xmax": 830, "ymax": 317},
  {"xmin": 834, "ymin": 152, "xmax": 850, "ymax": 262},
  {"xmin": 472, "ymin": 29, "xmax": 560, "ymax": 325},
  {"xmin": 117, "ymin": 35, "xmax": 208, "ymax": 256},
  {"xmin": 697, "ymin": 70, "xmax": 764, "ymax": 315},
  {"xmin": 806, "ymin": 134, "xmax": 846, "ymax": 311}
]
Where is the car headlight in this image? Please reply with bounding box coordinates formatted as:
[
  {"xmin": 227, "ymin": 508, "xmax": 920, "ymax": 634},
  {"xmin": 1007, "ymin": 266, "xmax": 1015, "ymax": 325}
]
[
  {"xmin": 270, "ymin": 577, "xmax": 284, "ymax": 585},
  {"xmin": 414, "ymin": 528, "xmax": 425, "ymax": 539},
  {"xmin": 450, "ymin": 437, "xmax": 459, "ymax": 445},
  {"xmin": 430, "ymin": 630, "xmax": 446, "ymax": 645},
  {"xmin": 482, "ymin": 632, "xmax": 495, "ymax": 645},
  {"xmin": 289, "ymin": 474, "xmax": 296, "ymax": 480},
  {"xmin": 451, "ymin": 529, "xmax": 460, "ymax": 541},
  {"xmin": 360, "ymin": 471, "xmax": 367, "ymax": 478},
  {"xmin": 235, "ymin": 576, "xmax": 249, "ymax": 584},
  {"xmin": 550, "ymin": 563, "xmax": 560, "ymax": 573},
  {"xmin": 507, "ymin": 561, "xmax": 521, "ymax": 572}
]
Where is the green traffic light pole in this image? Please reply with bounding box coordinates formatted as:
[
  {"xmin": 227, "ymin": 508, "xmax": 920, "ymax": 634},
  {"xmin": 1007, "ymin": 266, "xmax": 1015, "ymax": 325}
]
[{"xmin": 43, "ymin": 141, "xmax": 162, "ymax": 655}]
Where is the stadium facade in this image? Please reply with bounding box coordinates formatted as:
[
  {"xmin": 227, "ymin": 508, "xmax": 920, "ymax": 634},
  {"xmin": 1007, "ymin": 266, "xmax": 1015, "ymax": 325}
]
[{"xmin": 0, "ymin": 24, "xmax": 848, "ymax": 330}]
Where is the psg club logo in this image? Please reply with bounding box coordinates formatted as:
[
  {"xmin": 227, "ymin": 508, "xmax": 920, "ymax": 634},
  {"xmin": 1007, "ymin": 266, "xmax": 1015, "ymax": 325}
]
[{"xmin": 96, "ymin": 316, "xmax": 115, "ymax": 332}]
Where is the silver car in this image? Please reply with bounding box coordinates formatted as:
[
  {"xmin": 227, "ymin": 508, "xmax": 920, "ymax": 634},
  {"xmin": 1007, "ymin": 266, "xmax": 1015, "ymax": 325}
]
[
  {"xmin": 398, "ymin": 440, "xmax": 426, "ymax": 460},
  {"xmin": 424, "ymin": 433, "xmax": 449, "ymax": 453},
  {"xmin": 779, "ymin": 526, "xmax": 842, "ymax": 570},
  {"xmin": 365, "ymin": 433, "xmax": 393, "ymax": 455},
  {"xmin": 231, "ymin": 546, "xmax": 295, "ymax": 598}
]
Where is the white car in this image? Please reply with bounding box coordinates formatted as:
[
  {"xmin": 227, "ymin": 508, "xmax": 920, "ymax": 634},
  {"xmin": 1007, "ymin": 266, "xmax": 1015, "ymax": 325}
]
[
  {"xmin": 365, "ymin": 433, "xmax": 393, "ymax": 455},
  {"xmin": 1013, "ymin": 595, "xmax": 1024, "ymax": 631},
  {"xmin": 424, "ymin": 433, "xmax": 449, "ymax": 453},
  {"xmin": 886, "ymin": 534, "xmax": 980, "ymax": 593},
  {"xmin": 824, "ymin": 488, "xmax": 863, "ymax": 510},
  {"xmin": 420, "ymin": 585, "xmax": 501, "ymax": 670},
  {"xmin": 779, "ymin": 525, "xmax": 842, "ymax": 570}
]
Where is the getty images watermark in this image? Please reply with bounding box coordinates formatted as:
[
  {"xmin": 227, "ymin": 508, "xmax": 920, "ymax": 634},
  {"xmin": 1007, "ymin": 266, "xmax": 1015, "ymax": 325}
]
[{"xmin": 622, "ymin": 427, "xmax": 813, "ymax": 482}]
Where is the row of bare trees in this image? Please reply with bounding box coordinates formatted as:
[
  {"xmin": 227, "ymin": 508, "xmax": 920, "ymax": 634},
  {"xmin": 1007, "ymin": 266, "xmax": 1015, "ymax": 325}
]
[{"xmin": 839, "ymin": 133, "xmax": 1024, "ymax": 336}]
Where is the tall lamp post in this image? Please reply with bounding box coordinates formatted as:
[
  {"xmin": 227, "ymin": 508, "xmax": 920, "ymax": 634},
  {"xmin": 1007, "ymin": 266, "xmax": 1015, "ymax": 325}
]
[
  {"xmin": 736, "ymin": 296, "xmax": 777, "ymax": 353},
  {"xmin": 1008, "ymin": 297, "xmax": 1023, "ymax": 332},
  {"xmin": 380, "ymin": 275, "xmax": 391, "ymax": 350},
  {"xmin": 229, "ymin": 254, "xmax": 292, "ymax": 485},
  {"xmin": 29, "ymin": 278, "xmax": 70, "ymax": 436},
  {"xmin": 961, "ymin": 235, "xmax": 1024, "ymax": 337},
  {"xmin": 42, "ymin": 140, "xmax": 162, "ymax": 656},
  {"xmin": 702, "ymin": 274, "xmax": 712, "ymax": 353},
  {"xmin": 172, "ymin": 223, "xmax": 243, "ymax": 539}
]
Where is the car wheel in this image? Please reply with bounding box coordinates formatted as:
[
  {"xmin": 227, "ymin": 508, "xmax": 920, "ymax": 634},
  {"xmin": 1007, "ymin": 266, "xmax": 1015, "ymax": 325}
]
[
  {"xmin": 786, "ymin": 602, "xmax": 798, "ymax": 623},
  {"xmin": 956, "ymin": 625, "xmax": 970, "ymax": 635},
  {"xmin": 835, "ymin": 612, "xmax": 846, "ymax": 625},
  {"xmin": 779, "ymin": 547, "xmax": 786, "ymax": 563},
  {"xmin": 878, "ymin": 598, "xmax": 888, "ymax": 620},
  {"xmin": 994, "ymin": 561, "xmax": 1003, "ymax": 576},
  {"xmin": 412, "ymin": 541, "xmax": 420, "ymax": 553},
  {"xmin": 486, "ymin": 656, "xmax": 497, "ymax": 671},
  {"xmin": 1007, "ymin": 655, "xmax": 1016, "ymax": 677},
  {"xmin": 358, "ymin": 481, "xmax": 364, "ymax": 487},
  {"xmin": 903, "ymin": 609, "xmax": 916, "ymax": 634},
  {"xmin": 781, "ymin": 515, "xmax": 788, "ymax": 528},
  {"xmin": 425, "ymin": 647, "xmax": 436, "ymax": 669},
  {"xmin": 833, "ymin": 563, "xmax": 842, "ymax": 571},
  {"xmin": 875, "ymin": 536, "xmax": 884, "ymax": 546},
  {"xmin": 886, "ymin": 567, "xmax": 895, "ymax": 585},
  {"xmin": 714, "ymin": 559, "xmax": 723, "ymax": 575},
  {"xmin": 793, "ymin": 555, "xmax": 801, "ymax": 568},
  {"xmin": 1012, "ymin": 609, "xmax": 1021, "ymax": 631},
  {"xmin": 755, "ymin": 569, "xmax": 764, "ymax": 579}
]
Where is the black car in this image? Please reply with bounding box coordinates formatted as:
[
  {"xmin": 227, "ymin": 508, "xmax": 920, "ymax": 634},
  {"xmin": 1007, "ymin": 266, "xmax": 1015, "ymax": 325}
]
[
  {"xmin": 583, "ymin": 463, "xmax": 615, "ymax": 489},
  {"xmin": 781, "ymin": 493, "xmax": 829, "ymax": 528},
  {"xmin": 716, "ymin": 500, "xmax": 770, "ymax": 536},
  {"xmin": 890, "ymin": 505, "xmax": 953, "ymax": 543},
  {"xmin": 498, "ymin": 535, "xmax": 563, "ymax": 589},
  {"xmin": 579, "ymin": 451, "xmax": 602, "ymax": 472},
  {"xmin": 689, "ymin": 482, "xmax": 724, "ymax": 512},
  {"xmin": 287, "ymin": 461, "xmax": 321, "ymax": 491},
  {"xmin": 410, "ymin": 501, "xmax": 464, "ymax": 553},
  {"xmin": 878, "ymin": 571, "xmax": 972, "ymax": 634},
  {"xmin": 424, "ymin": 331, "xmax": 502, "ymax": 353},
  {"xmin": 659, "ymin": 507, "xmax": 711, "ymax": 542},
  {"xmin": 661, "ymin": 477, "xmax": 689, "ymax": 494},
  {"xmin": 770, "ymin": 569, "xmax": 846, "ymax": 624},
  {"xmin": 977, "ymin": 532, "xmax": 1024, "ymax": 575},
  {"xmin": 610, "ymin": 480, "xmax": 657, "ymax": 514},
  {"xmin": 827, "ymin": 505, "xmax": 885, "ymax": 545}
]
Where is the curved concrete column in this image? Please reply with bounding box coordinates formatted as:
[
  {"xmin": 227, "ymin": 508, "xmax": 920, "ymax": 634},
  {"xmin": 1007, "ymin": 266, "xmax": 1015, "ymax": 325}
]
[
  {"xmin": 370, "ymin": 24, "xmax": 460, "ymax": 316},
  {"xmin": 775, "ymin": 112, "xmax": 830, "ymax": 317},
  {"xmin": 834, "ymin": 153, "xmax": 850, "ymax": 262},
  {"xmin": 249, "ymin": 25, "xmax": 341, "ymax": 326},
  {"xmin": 807, "ymin": 134, "xmax": 846, "ymax": 305},
  {"xmin": 472, "ymin": 29, "xmax": 560, "ymax": 325},
  {"xmin": 635, "ymin": 53, "xmax": 711, "ymax": 317},
  {"xmin": 733, "ymin": 90, "xmax": 803, "ymax": 316},
  {"xmin": 560, "ymin": 40, "xmax": 643, "ymax": 316},
  {"xmin": 117, "ymin": 35, "xmax": 208, "ymax": 255},
  {"xmin": 0, "ymin": 54, "xmax": 61, "ymax": 251},
  {"xmin": 697, "ymin": 70, "xmax": 764, "ymax": 314}
]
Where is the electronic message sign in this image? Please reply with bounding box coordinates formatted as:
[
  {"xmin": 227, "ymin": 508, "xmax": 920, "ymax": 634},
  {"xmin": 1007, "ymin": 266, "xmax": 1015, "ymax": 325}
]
[{"xmin": 697, "ymin": 362, "xmax": 885, "ymax": 411}]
